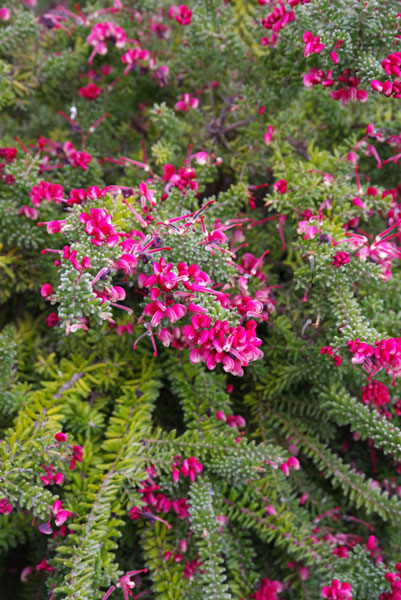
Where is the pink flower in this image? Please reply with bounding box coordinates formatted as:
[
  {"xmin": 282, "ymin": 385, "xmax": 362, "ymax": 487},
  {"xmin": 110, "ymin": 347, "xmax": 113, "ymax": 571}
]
[
  {"xmin": 64, "ymin": 142, "xmax": 92, "ymax": 170},
  {"xmin": 331, "ymin": 251, "xmax": 350, "ymax": 267},
  {"xmin": 251, "ymin": 578, "xmax": 284, "ymax": 600},
  {"xmin": 173, "ymin": 456, "xmax": 203, "ymax": 482},
  {"xmin": 69, "ymin": 445, "xmax": 83, "ymax": 470},
  {"xmin": 362, "ymin": 380, "xmax": 390, "ymax": 408},
  {"xmin": 330, "ymin": 51, "xmax": 339, "ymax": 64},
  {"xmin": 216, "ymin": 410, "xmax": 227, "ymax": 421},
  {"xmin": 297, "ymin": 220, "xmax": 318, "ymax": 240},
  {"xmin": 191, "ymin": 151, "xmax": 209, "ymax": 165},
  {"xmin": 80, "ymin": 207, "xmax": 119, "ymax": 247},
  {"xmin": 321, "ymin": 579, "xmax": 352, "ymax": 599},
  {"xmin": 18, "ymin": 206, "xmax": 39, "ymax": 220},
  {"xmin": 0, "ymin": 8, "xmax": 10, "ymax": 21},
  {"xmin": 0, "ymin": 147, "xmax": 17, "ymax": 162},
  {"xmin": 174, "ymin": 93, "xmax": 199, "ymax": 111},
  {"xmin": 86, "ymin": 21, "xmax": 127, "ymax": 64},
  {"xmin": 330, "ymin": 74, "xmax": 368, "ymax": 104},
  {"xmin": 36, "ymin": 560, "xmax": 54, "ymax": 573},
  {"xmin": 30, "ymin": 181, "xmax": 64, "ymax": 206},
  {"xmin": 41, "ymin": 464, "xmax": 63, "ymax": 486},
  {"xmin": 162, "ymin": 164, "xmax": 198, "ymax": 194},
  {"xmin": 303, "ymin": 31, "xmax": 324, "ymax": 57},
  {"xmin": 273, "ymin": 179, "xmax": 287, "ymax": 193},
  {"xmin": 264, "ymin": 125, "xmax": 274, "ymax": 145},
  {"xmin": 20, "ymin": 566, "xmax": 33, "ymax": 582},
  {"xmin": 41, "ymin": 284, "xmax": 53, "ymax": 298},
  {"xmin": 227, "ymin": 414, "xmax": 246, "ymax": 428},
  {"xmin": 280, "ymin": 456, "xmax": 300, "ymax": 476},
  {"xmin": 121, "ymin": 45, "xmax": 150, "ymax": 75},
  {"xmin": 168, "ymin": 5, "xmax": 192, "ymax": 25},
  {"xmin": 79, "ymin": 83, "xmax": 102, "ymax": 100},
  {"xmin": 287, "ymin": 456, "xmax": 300, "ymax": 470},
  {"xmin": 347, "ymin": 337, "xmax": 401, "ymax": 384},
  {"xmin": 184, "ymin": 557, "xmax": 204, "ymax": 579},
  {"xmin": 381, "ymin": 52, "xmax": 401, "ymax": 77},
  {"xmin": 55, "ymin": 432, "xmax": 68, "ymax": 442},
  {"xmin": 0, "ymin": 498, "xmax": 12, "ymax": 514},
  {"xmin": 51, "ymin": 500, "xmax": 70, "ymax": 526},
  {"xmin": 46, "ymin": 313, "xmax": 60, "ymax": 327}
]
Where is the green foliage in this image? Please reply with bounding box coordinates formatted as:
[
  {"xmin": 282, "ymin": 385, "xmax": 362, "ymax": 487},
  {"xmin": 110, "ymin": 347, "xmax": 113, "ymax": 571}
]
[{"xmin": 2, "ymin": 1, "xmax": 401, "ymax": 599}]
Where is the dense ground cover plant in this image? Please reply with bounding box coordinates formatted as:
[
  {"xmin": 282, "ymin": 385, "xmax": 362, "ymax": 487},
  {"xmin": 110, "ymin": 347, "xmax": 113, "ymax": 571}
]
[{"xmin": 4, "ymin": 0, "xmax": 401, "ymax": 598}]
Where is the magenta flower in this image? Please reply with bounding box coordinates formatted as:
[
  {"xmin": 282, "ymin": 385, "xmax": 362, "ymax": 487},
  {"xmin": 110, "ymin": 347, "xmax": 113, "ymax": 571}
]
[
  {"xmin": 264, "ymin": 125, "xmax": 274, "ymax": 145},
  {"xmin": 0, "ymin": 7, "xmax": 10, "ymax": 21},
  {"xmin": 36, "ymin": 560, "xmax": 54, "ymax": 573},
  {"xmin": 381, "ymin": 52, "xmax": 401, "ymax": 77},
  {"xmin": 30, "ymin": 181, "xmax": 64, "ymax": 206},
  {"xmin": 41, "ymin": 284, "xmax": 53, "ymax": 298},
  {"xmin": 303, "ymin": 31, "xmax": 325, "ymax": 57},
  {"xmin": 174, "ymin": 93, "xmax": 199, "ymax": 111},
  {"xmin": 51, "ymin": 500, "xmax": 70, "ymax": 526},
  {"xmin": 121, "ymin": 45, "xmax": 150, "ymax": 75},
  {"xmin": 168, "ymin": 5, "xmax": 192, "ymax": 26},
  {"xmin": 184, "ymin": 557, "xmax": 204, "ymax": 580},
  {"xmin": 86, "ymin": 21, "xmax": 126, "ymax": 64},
  {"xmin": 273, "ymin": 179, "xmax": 287, "ymax": 193},
  {"xmin": 80, "ymin": 207, "xmax": 119, "ymax": 247},
  {"xmin": 144, "ymin": 294, "xmax": 187, "ymax": 327},
  {"xmin": 41, "ymin": 464, "xmax": 63, "ymax": 486},
  {"xmin": 251, "ymin": 578, "xmax": 284, "ymax": 600},
  {"xmin": 321, "ymin": 579, "xmax": 352, "ymax": 599},
  {"xmin": 64, "ymin": 142, "xmax": 92, "ymax": 170},
  {"xmin": 46, "ymin": 313, "xmax": 60, "ymax": 327},
  {"xmin": 329, "ymin": 75, "xmax": 368, "ymax": 104},
  {"xmin": 18, "ymin": 206, "xmax": 39, "ymax": 220},
  {"xmin": 162, "ymin": 164, "xmax": 198, "ymax": 194},
  {"xmin": 0, "ymin": 147, "xmax": 17, "ymax": 162},
  {"xmin": 297, "ymin": 220, "xmax": 318, "ymax": 240},
  {"xmin": 0, "ymin": 498, "xmax": 12, "ymax": 514},
  {"xmin": 79, "ymin": 83, "xmax": 102, "ymax": 100},
  {"xmin": 362, "ymin": 380, "xmax": 390, "ymax": 408},
  {"xmin": 331, "ymin": 251, "xmax": 350, "ymax": 268}
]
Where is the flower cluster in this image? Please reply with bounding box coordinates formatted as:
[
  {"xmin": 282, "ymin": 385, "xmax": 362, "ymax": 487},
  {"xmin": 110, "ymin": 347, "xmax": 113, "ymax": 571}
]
[
  {"xmin": 168, "ymin": 5, "xmax": 192, "ymax": 26},
  {"xmin": 184, "ymin": 317, "xmax": 263, "ymax": 376},
  {"xmin": 172, "ymin": 456, "xmax": 203, "ymax": 483},
  {"xmin": 79, "ymin": 82, "xmax": 102, "ymax": 100},
  {"xmin": 30, "ymin": 181, "xmax": 64, "ymax": 206},
  {"xmin": 347, "ymin": 338, "xmax": 401, "ymax": 384},
  {"xmin": 41, "ymin": 464, "xmax": 63, "ymax": 486},
  {"xmin": 87, "ymin": 21, "xmax": 127, "ymax": 64},
  {"xmin": 79, "ymin": 207, "xmax": 120, "ymax": 247},
  {"xmin": 303, "ymin": 31, "xmax": 324, "ymax": 57},
  {"xmin": 321, "ymin": 579, "xmax": 352, "ymax": 599},
  {"xmin": 361, "ymin": 380, "xmax": 390, "ymax": 409},
  {"xmin": 250, "ymin": 578, "xmax": 284, "ymax": 600},
  {"xmin": 0, "ymin": 498, "xmax": 12, "ymax": 514},
  {"xmin": 260, "ymin": 2, "xmax": 295, "ymax": 48}
]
